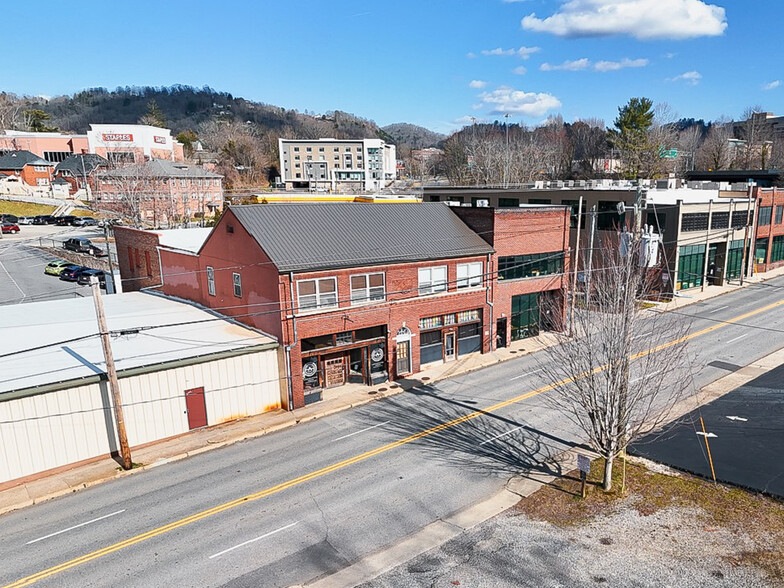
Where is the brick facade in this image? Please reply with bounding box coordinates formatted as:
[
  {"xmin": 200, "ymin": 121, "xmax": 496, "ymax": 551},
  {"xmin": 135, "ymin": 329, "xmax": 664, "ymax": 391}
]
[
  {"xmin": 112, "ymin": 227, "xmax": 163, "ymax": 291},
  {"xmin": 155, "ymin": 205, "xmax": 570, "ymax": 410},
  {"xmin": 752, "ymin": 187, "xmax": 784, "ymax": 272}
]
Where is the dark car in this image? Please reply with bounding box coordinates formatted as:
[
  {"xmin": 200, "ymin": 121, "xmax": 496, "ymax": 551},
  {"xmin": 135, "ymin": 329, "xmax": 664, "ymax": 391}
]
[
  {"xmin": 33, "ymin": 215, "xmax": 55, "ymax": 225},
  {"xmin": 59, "ymin": 265, "xmax": 90, "ymax": 281},
  {"xmin": 55, "ymin": 216, "xmax": 78, "ymax": 226},
  {"xmin": 76, "ymin": 269, "xmax": 106, "ymax": 288},
  {"xmin": 1, "ymin": 214, "xmax": 19, "ymax": 224},
  {"xmin": 62, "ymin": 237, "xmax": 107, "ymax": 257},
  {"xmin": 1, "ymin": 222, "xmax": 20, "ymax": 234},
  {"xmin": 72, "ymin": 217, "xmax": 97, "ymax": 226}
]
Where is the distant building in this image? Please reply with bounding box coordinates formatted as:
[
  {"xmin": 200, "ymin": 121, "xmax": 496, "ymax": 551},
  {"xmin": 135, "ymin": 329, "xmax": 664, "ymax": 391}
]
[
  {"xmin": 87, "ymin": 124, "xmax": 184, "ymax": 163},
  {"xmin": 0, "ymin": 131, "xmax": 89, "ymax": 163},
  {"xmin": 0, "ymin": 150, "xmax": 54, "ymax": 187},
  {"xmin": 53, "ymin": 153, "xmax": 109, "ymax": 196},
  {"xmin": 96, "ymin": 159, "xmax": 223, "ymax": 226},
  {"xmin": 278, "ymin": 138, "xmax": 396, "ymax": 192}
]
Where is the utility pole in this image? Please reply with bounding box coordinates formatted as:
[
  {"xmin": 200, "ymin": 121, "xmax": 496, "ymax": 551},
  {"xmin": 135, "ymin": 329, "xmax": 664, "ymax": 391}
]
[
  {"xmin": 740, "ymin": 186, "xmax": 754, "ymax": 286},
  {"xmin": 569, "ymin": 196, "xmax": 583, "ymax": 337},
  {"xmin": 585, "ymin": 205, "xmax": 597, "ymax": 305},
  {"xmin": 91, "ymin": 276, "xmax": 132, "ymax": 470}
]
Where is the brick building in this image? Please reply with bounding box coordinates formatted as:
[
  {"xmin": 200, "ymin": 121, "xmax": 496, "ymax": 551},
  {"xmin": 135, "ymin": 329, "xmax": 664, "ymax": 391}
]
[
  {"xmin": 53, "ymin": 153, "xmax": 109, "ymax": 196},
  {"xmin": 121, "ymin": 203, "xmax": 570, "ymax": 409},
  {"xmin": 0, "ymin": 150, "xmax": 54, "ymax": 187},
  {"xmin": 112, "ymin": 226, "xmax": 212, "ymax": 291},
  {"xmin": 96, "ymin": 159, "xmax": 223, "ymax": 226},
  {"xmin": 750, "ymin": 186, "xmax": 784, "ymax": 273}
]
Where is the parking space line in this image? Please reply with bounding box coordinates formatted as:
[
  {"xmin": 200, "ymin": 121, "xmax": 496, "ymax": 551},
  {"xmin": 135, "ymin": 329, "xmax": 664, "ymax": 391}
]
[
  {"xmin": 208, "ymin": 522, "xmax": 298, "ymax": 559},
  {"xmin": 334, "ymin": 421, "xmax": 390, "ymax": 441},
  {"xmin": 26, "ymin": 510, "xmax": 126, "ymax": 545}
]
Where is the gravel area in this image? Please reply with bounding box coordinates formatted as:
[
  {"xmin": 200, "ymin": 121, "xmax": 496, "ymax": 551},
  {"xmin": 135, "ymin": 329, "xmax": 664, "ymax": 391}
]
[{"xmin": 360, "ymin": 498, "xmax": 772, "ymax": 588}]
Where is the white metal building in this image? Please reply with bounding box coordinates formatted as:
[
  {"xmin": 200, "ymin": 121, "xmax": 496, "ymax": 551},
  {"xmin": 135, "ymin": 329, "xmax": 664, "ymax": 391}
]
[{"xmin": 0, "ymin": 293, "xmax": 280, "ymax": 485}]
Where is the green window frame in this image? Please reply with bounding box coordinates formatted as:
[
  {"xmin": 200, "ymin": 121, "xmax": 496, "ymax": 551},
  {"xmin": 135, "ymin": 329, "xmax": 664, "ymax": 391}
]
[
  {"xmin": 771, "ymin": 235, "xmax": 784, "ymax": 263},
  {"xmin": 498, "ymin": 252, "xmax": 564, "ymax": 281},
  {"xmin": 677, "ymin": 244, "xmax": 705, "ymax": 290},
  {"xmin": 511, "ymin": 293, "xmax": 540, "ymax": 341}
]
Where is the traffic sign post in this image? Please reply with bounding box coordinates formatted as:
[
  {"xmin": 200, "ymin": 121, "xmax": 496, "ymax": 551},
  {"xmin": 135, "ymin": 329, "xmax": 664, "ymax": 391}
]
[{"xmin": 577, "ymin": 454, "xmax": 591, "ymax": 498}]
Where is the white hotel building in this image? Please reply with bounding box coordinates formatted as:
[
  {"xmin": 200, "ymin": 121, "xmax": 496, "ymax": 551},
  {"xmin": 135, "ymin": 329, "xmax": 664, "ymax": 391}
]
[{"xmin": 278, "ymin": 138, "xmax": 396, "ymax": 192}]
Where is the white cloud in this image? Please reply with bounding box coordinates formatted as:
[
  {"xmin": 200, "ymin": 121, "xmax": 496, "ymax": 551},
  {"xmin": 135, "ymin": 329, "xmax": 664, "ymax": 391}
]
[
  {"xmin": 668, "ymin": 70, "xmax": 702, "ymax": 85},
  {"xmin": 481, "ymin": 46, "xmax": 541, "ymax": 59},
  {"xmin": 469, "ymin": 80, "xmax": 488, "ymax": 89},
  {"xmin": 454, "ymin": 115, "xmax": 487, "ymax": 125},
  {"xmin": 663, "ymin": 52, "xmax": 677, "ymax": 59},
  {"xmin": 477, "ymin": 86, "xmax": 562, "ymax": 117},
  {"xmin": 467, "ymin": 52, "xmax": 477, "ymax": 59},
  {"xmin": 762, "ymin": 80, "xmax": 781, "ymax": 91},
  {"xmin": 521, "ymin": 0, "xmax": 727, "ymax": 40},
  {"xmin": 513, "ymin": 65, "xmax": 528, "ymax": 75},
  {"xmin": 501, "ymin": 0, "xmax": 532, "ymax": 3},
  {"xmin": 540, "ymin": 58, "xmax": 591, "ymax": 71},
  {"xmin": 593, "ymin": 57, "xmax": 649, "ymax": 71}
]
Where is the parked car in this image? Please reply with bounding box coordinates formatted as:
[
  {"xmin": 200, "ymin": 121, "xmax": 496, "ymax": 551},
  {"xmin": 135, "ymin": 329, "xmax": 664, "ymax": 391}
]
[
  {"xmin": 1, "ymin": 223, "xmax": 20, "ymax": 234},
  {"xmin": 76, "ymin": 269, "xmax": 106, "ymax": 288},
  {"xmin": 1, "ymin": 214, "xmax": 19, "ymax": 224},
  {"xmin": 62, "ymin": 237, "xmax": 107, "ymax": 257},
  {"xmin": 55, "ymin": 216, "xmax": 78, "ymax": 226},
  {"xmin": 17, "ymin": 216, "xmax": 34, "ymax": 225},
  {"xmin": 97, "ymin": 218, "xmax": 123, "ymax": 228},
  {"xmin": 33, "ymin": 215, "xmax": 55, "ymax": 225},
  {"xmin": 72, "ymin": 217, "xmax": 97, "ymax": 226},
  {"xmin": 59, "ymin": 265, "xmax": 90, "ymax": 282},
  {"xmin": 44, "ymin": 260, "xmax": 79, "ymax": 276}
]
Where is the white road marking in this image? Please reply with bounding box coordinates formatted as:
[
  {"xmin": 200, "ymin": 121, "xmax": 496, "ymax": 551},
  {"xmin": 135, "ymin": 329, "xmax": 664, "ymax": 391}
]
[
  {"xmin": 510, "ymin": 369, "xmax": 541, "ymax": 381},
  {"xmin": 630, "ymin": 370, "xmax": 662, "ymax": 384},
  {"xmin": 726, "ymin": 416, "xmax": 748, "ymax": 422},
  {"xmin": 726, "ymin": 333, "xmax": 749, "ymax": 344},
  {"xmin": 334, "ymin": 421, "xmax": 390, "ymax": 441},
  {"xmin": 707, "ymin": 305, "xmax": 729, "ymax": 314},
  {"xmin": 26, "ymin": 510, "xmax": 126, "ymax": 545},
  {"xmin": 479, "ymin": 425, "xmax": 525, "ymax": 445},
  {"xmin": 696, "ymin": 432, "xmax": 717, "ymax": 438},
  {"xmin": 208, "ymin": 521, "xmax": 298, "ymax": 559},
  {"xmin": 0, "ymin": 258, "xmax": 25, "ymax": 302}
]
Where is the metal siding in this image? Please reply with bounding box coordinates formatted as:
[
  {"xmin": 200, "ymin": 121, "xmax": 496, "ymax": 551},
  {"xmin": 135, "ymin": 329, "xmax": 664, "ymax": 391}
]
[{"xmin": 230, "ymin": 203, "xmax": 495, "ymax": 272}]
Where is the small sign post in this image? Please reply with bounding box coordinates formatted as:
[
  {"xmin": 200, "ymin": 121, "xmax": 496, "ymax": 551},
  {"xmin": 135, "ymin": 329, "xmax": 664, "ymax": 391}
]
[{"xmin": 577, "ymin": 454, "xmax": 591, "ymax": 498}]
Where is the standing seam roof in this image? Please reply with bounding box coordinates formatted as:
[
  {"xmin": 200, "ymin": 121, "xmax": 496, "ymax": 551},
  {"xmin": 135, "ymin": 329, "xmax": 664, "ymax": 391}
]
[{"xmin": 229, "ymin": 203, "xmax": 494, "ymax": 272}]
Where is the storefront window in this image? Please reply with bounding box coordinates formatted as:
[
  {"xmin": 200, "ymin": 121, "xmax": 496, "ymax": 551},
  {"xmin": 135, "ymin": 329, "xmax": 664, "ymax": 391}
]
[{"xmin": 420, "ymin": 330, "xmax": 443, "ymax": 364}]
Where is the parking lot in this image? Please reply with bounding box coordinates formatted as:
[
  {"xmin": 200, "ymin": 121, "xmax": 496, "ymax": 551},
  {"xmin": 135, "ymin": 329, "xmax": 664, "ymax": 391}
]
[{"xmin": 0, "ymin": 224, "xmax": 118, "ymax": 306}]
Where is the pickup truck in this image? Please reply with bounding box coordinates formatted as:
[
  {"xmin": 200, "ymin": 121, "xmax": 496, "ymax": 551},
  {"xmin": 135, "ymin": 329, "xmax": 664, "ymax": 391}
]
[{"xmin": 62, "ymin": 237, "xmax": 107, "ymax": 257}]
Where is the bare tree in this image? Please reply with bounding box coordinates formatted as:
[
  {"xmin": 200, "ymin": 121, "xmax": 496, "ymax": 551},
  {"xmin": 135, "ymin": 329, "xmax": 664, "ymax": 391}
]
[
  {"xmin": 735, "ymin": 106, "xmax": 773, "ymax": 169},
  {"xmin": 697, "ymin": 120, "xmax": 732, "ymax": 171},
  {"xmin": 537, "ymin": 237, "xmax": 693, "ymax": 491},
  {"xmin": 0, "ymin": 93, "xmax": 23, "ymax": 130}
]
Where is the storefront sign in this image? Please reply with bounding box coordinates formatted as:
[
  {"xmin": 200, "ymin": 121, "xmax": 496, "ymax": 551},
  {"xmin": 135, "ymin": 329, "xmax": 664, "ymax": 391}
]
[
  {"xmin": 302, "ymin": 359, "xmax": 319, "ymax": 389},
  {"xmin": 154, "ymin": 135, "xmax": 167, "ymax": 144},
  {"xmin": 102, "ymin": 133, "xmax": 133, "ymax": 142}
]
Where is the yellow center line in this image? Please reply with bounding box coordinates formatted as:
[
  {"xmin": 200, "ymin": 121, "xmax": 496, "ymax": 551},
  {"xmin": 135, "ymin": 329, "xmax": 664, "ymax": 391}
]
[{"xmin": 5, "ymin": 298, "xmax": 783, "ymax": 588}]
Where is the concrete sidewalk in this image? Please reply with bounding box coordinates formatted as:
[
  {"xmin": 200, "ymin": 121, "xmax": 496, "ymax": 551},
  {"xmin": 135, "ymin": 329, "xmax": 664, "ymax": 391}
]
[{"xmin": 2, "ymin": 265, "xmax": 783, "ymax": 516}]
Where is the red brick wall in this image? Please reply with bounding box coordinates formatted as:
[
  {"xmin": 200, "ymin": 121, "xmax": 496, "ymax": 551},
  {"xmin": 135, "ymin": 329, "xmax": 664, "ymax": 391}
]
[
  {"xmin": 753, "ymin": 187, "xmax": 784, "ymax": 272},
  {"xmin": 112, "ymin": 226, "xmax": 162, "ymax": 291},
  {"xmin": 159, "ymin": 249, "xmax": 202, "ymax": 300}
]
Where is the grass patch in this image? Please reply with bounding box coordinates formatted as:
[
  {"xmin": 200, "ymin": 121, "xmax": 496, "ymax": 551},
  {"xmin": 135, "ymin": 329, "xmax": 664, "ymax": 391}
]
[
  {"xmin": 0, "ymin": 201, "xmax": 56, "ymax": 216},
  {"xmin": 515, "ymin": 457, "xmax": 784, "ymax": 582}
]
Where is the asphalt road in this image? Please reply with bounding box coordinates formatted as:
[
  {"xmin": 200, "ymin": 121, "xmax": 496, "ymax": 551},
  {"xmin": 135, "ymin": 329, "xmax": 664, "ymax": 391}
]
[
  {"xmin": 0, "ymin": 225, "xmax": 111, "ymax": 306},
  {"xmin": 2, "ymin": 277, "xmax": 784, "ymax": 588},
  {"xmin": 632, "ymin": 362, "xmax": 784, "ymax": 498}
]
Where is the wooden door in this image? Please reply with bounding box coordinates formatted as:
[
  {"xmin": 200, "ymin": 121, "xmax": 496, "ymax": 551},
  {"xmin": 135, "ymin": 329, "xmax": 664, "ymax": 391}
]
[
  {"xmin": 324, "ymin": 357, "xmax": 346, "ymax": 388},
  {"xmin": 185, "ymin": 387, "xmax": 207, "ymax": 429}
]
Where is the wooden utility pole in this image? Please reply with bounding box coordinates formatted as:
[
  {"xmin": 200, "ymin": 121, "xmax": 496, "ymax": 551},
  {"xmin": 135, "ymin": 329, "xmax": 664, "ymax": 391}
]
[
  {"xmin": 569, "ymin": 196, "xmax": 583, "ymax": 337},
  {"xmin": 91, "ymin": 277, "xmax": 132, "ymax": 470}
]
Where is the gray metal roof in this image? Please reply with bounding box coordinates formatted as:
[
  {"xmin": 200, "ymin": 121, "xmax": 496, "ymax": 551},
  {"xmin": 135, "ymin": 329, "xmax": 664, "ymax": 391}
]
[
  {"xmin": 229, "ymin": 203, "xmax": 495, "ymax": 273},
  {"xmin": 54, "ymin": 153, "xmax": 109, "ymax": 176},
  {"xmin": 100, "ymin": 158, "xmax": 222, "ymax": 179},
  {"xmin": 0, "ymin": 150, "xmax": 52, "ymax": 170}
]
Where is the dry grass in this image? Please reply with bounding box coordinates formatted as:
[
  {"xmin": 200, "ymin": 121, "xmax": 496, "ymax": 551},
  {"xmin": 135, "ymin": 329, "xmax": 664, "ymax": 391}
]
[
  {"xmin": 0, "ymin": 201, "xmax": 56, "ymax": 216},
  {"xmin": 515, "ymin": 457, "xmax": 784, "ymax": 582}
]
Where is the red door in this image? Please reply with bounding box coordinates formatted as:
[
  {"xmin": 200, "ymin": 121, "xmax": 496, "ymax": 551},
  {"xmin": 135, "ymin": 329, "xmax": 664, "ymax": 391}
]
[{"xmin": 185, "ymin": 387, "xmax": 207, "ymax": 429}]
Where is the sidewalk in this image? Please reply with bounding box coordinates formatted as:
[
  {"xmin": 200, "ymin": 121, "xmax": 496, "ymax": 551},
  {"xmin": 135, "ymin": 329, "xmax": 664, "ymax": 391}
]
[{"xmin": 2, "ymin": 265, "xmax": 784, "ymax": 516}]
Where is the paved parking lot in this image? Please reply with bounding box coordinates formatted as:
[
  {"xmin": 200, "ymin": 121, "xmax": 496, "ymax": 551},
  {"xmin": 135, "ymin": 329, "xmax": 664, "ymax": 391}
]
[
  {"xmin": 631, "ymin": 364, "xmax": 784, "ymax": 498},
  {"xmin": 0, "ymin": 225, "xmax": 116, "ymax": 306}
]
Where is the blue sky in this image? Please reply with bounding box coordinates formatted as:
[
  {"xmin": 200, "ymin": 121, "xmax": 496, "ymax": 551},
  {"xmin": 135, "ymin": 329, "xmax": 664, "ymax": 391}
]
[{"xmin": 5, "ymin": 0, "xmax": 782, "ymax": 134}]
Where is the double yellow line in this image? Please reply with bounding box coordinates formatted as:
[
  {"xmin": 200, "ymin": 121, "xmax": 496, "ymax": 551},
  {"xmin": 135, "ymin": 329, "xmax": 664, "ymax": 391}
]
[{"xmin": 5, "ymin": 298, "xmax": 784, "ymax": 588}]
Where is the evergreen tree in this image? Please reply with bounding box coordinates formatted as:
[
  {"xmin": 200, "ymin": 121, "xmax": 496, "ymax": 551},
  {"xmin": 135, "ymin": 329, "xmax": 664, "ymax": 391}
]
[
  {"xmin": 138, "ymin": 99, "xmax": 166, "ymax": 127},
  {"xmin": 609, "ymin": 97, "xmax": 656, "ymax": 179}
]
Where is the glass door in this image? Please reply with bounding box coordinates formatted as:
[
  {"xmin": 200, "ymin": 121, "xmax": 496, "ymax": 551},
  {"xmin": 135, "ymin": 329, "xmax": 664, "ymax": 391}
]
[{"xmin": 444, "ymin": 332, "xmax": 456, "ymax": 361}]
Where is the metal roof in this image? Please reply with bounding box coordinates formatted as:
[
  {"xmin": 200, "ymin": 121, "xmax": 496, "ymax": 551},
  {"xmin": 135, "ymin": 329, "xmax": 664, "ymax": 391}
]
[
  {"xmin": 54, "ymin": 154, "xmax": 109, "ymax": 176},
  {"xmin": 229, "ymin": 202, "xmax": 495, "ymax": 273},
  {"xmin": 99, "ymin": 159, "xmax": 222, "ymax": 179},
  {"xmin": 0, "ymin": 292, "xmax": 277, "ymax": 396}
]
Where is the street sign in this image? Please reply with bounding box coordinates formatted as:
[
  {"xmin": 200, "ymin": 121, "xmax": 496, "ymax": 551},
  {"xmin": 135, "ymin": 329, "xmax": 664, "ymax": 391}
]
[
  {"xmin": 660, "ymin": 149, "xmax": 678, "ymax": 158},
  {"xmin": 577, "ymin": 454, "xmax": 591, "ymax": 474}
]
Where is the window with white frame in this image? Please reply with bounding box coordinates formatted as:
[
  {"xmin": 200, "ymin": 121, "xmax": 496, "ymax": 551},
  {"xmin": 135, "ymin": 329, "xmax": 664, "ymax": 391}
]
[
  {"xmin": 232, "ymin": 272, "xmax": 242, "ymax": 297},
  {"xmin": 457, "ymin": 262, "xmax": 482, "ymax": 289},
  {"xmin": 297, "ymin": 277, "xmax": 338, "ymax": 311},
  {"xmin": 206, "ymin": 266, "xmax": 215, "ymax": 296},
  {"xmin": 350, "ymin": 272, "xmax": 385, "ymax": 304},
  {"xmin": 418, "ymin": 266, "xmax": 447, "ymax": 295}
]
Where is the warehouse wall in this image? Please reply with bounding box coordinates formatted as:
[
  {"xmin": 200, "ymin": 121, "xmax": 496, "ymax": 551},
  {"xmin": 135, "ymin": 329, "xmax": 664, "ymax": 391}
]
[{"xmin": 0, "ymin": 350, "xmax": 279, "ymax": 485}]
